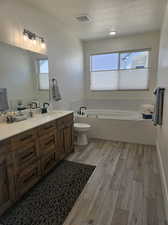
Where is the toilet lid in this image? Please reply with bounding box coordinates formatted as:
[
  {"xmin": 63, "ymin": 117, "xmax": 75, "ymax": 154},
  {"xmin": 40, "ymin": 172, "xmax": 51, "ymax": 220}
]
[{"xmin": 74, "ymin": 123, "xmax": 91, "ymax": 128}]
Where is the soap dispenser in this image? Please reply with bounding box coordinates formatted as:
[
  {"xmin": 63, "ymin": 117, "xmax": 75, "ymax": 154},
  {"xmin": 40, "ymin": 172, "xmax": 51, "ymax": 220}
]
[{"xmin": 41, "ymin": 102, "xmax": 49, "ymax": 114}]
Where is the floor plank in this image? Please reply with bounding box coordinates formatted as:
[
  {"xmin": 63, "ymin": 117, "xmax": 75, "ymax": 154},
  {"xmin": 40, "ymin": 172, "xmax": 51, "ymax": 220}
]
[{"xmin": 65, "ymin": 139, "xmax": 167, "ymax": 225}]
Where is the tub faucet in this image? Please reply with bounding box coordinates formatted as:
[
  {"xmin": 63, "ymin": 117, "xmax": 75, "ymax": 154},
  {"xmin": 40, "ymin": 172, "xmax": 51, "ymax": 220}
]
[{"xmin": 79, "ymin": 106, "xmax": 87, "ymax": 115}]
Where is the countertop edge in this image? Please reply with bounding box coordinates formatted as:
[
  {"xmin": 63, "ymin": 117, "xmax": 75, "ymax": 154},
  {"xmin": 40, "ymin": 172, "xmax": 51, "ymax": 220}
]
[{"xmin": 0, "ymin": 111, "xmax": 74, "ymax": 142}]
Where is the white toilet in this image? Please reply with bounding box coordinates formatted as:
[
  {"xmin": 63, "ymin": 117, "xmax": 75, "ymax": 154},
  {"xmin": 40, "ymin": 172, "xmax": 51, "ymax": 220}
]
[{"xmin": 74, "ymin": 123, "xmax": 91, "ymax": 146}]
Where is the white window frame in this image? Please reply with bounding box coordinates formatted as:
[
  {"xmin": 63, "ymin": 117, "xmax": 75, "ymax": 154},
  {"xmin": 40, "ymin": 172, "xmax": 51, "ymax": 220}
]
[
  {"xmin": 37, "ymin": 58, "xmax": 49, "ymax": 91},
  {"xmin": 90, "ymin": 49, "xmax": 151, "ymax": 92}
]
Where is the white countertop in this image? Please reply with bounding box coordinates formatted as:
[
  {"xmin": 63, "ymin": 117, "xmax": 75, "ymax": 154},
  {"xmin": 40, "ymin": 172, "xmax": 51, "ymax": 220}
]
[{"xmin": 0, "ymin": 111, "xmax": 73, "ymax": 142}]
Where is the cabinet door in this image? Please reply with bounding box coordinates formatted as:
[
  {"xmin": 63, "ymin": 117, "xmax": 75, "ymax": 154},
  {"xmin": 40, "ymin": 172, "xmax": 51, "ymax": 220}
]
[
  {"xmin": 64, "ymin": 122, "xmax": 74, "ymax": 154},
  {"xmin": 15, "ymin": 162, "xmax": 40, "ymax": 199},
  {"xmin": 0, "ymin": 154, "xmax": 15, "ymax": 216},
  {"xmin": 56, "ymin": 129, "xmax": 65, "ymax": 160},
  {"xmin": 41, "ymin": 152, "xmax": 56, "ymax": 175}
]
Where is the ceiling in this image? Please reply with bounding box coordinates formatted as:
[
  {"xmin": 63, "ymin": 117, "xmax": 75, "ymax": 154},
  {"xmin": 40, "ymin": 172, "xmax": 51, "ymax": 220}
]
[{"xmin": 22, "ymin": 0, "xmax": 166, "ymax": 40}]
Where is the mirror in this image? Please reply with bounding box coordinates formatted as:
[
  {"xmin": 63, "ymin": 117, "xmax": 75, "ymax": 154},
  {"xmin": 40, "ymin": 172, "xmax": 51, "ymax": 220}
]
[{"xmin": 0, "ymin": 41, "xmax": 49, "ymax": 111}]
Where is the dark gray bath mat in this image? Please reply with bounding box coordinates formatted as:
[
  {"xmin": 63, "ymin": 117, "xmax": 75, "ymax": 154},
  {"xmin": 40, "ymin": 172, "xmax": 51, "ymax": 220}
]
[{"xmin": 1, "ymin": 160, "xmax": 95, "ymax": 225}]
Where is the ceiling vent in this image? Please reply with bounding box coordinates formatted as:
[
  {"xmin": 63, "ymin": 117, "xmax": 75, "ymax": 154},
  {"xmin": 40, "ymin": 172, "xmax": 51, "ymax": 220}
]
[{"xmin": 76, "ymin": 15, "xmax": 91, "ymax": 23}]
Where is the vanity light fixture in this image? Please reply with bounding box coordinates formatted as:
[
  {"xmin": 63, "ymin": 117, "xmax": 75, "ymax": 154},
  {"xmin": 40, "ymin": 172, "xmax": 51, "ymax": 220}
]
[{"xmin": 23, "ymin": 29, "xmax": 46, "ymax": 49}]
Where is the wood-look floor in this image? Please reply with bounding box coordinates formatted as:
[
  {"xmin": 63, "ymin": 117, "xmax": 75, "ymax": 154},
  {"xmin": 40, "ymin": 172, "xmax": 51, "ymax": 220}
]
[{"xmin": 64, "ymin": 139, "xmax": 167, "ymax": 225}]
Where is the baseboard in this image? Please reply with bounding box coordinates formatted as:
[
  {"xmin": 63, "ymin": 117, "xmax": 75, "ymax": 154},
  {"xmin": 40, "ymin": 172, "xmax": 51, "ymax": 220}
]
[{"xmin": 156, "ymin": 141, "xmax": 168, "ymax": 221}]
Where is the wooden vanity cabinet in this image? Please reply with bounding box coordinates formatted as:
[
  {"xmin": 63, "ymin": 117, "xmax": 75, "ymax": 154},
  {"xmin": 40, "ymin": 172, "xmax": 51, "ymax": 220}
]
[
  {"xmin": 0, "ymin": 140, "xmax": 15, "ymax": 216},
  {"xmin": 11, "ymin": 129, "xmax": 41, "ymax": 199},
  {"xmin": 0, "ymin": 113, "xmax": 74, "ymax": 215}
]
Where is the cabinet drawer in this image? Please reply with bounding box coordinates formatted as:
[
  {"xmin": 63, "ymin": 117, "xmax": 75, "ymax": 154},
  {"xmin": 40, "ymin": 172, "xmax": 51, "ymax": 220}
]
[
  {"xmin": 39, "ymin": 132, "xmax": 56, "ymax": 155},
  {"xmin": 15, "ymin": 162, "xmax": 40, "ymax": 199},
  {"xmin": 11, "ymin": 129, "xmax": 37, "ymax": 150},
  {"xmin": 13, "ymin": 142, "xmax": 39, "ymax": 171},
  {"xmin": 41, "ymin": 153, "xmax": 56, "ymax": 175},
  {"xmin": 0, "ymin": 140, "xmax": 11, "ymax": 155},
  {"xmin": 64, "ymin": 126, "xmax": 73, "ymax": 154},
  {"xmin": 0, "ymin": 151, "xmax": 13, "ymax": 167},
  {"xmin": 38, "ymin": 121, "xmax": 56, "ymax": 137}
]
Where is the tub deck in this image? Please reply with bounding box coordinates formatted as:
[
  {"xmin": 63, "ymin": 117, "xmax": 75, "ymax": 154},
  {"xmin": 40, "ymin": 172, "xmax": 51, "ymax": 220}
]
[{"xmin": 77, "ymin": 111, "xmax": 156, "ymax": 145}]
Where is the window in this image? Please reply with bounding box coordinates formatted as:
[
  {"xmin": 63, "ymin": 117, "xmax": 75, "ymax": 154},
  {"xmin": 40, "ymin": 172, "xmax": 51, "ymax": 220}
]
[
  {"xmin": 90, "ymin": 50, "xmax": 149, "ymax": 91},
  {"xmin": 37, "ymin": 59, "xmax": 49, "ymax": 90}
]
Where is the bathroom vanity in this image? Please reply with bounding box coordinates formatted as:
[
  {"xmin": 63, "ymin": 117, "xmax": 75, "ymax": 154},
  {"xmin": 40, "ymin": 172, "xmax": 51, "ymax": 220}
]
[{"xmin": 0, "ymin": 111, "xmax": 74, "ymax": 216}]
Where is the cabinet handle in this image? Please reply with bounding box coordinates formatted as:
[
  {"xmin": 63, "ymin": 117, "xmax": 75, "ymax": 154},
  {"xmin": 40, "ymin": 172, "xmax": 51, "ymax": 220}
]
[{"xmin": 20, "ymin": 135, "xmax": 32, "ymax": 142}]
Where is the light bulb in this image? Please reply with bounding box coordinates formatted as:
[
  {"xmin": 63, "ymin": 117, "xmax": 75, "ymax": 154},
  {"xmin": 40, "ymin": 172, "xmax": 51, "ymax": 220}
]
[
  {"xmin": 23, "ymin": 33, "xmax": 28, "ymax": 41},
  {"xmin": 41, "ymin": 43, "xmax": 46, "ymax": 49},
  {"xmin": 32, "ymin": 38, "xmax": 36, "ymax": 45},
  {"xmin": 41, "ymin": 39, "xmax": 46, "ymax": 49},
  {"xmin": 109, "ymin": 31, "xmax": 116, "ymax": 36},
  {"xmin": 30, "ymin": 34, "xmax": 36, "ymax": 44}
]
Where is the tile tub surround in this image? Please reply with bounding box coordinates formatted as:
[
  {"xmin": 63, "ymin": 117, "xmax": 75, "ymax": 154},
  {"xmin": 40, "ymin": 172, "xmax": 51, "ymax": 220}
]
[{"xmin": 0, "ymin": 111, "xmax": 73, "ymax": 142}]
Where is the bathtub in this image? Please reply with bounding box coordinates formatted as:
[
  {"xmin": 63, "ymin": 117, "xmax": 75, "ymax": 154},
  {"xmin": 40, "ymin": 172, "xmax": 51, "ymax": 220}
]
[
  {"xmin": 80, "ymin": 109, "xmax": 142, "ymax": 120},
  {"xmin": 76, "ymin": 109, "xmax": 156, "ymax": 145}
]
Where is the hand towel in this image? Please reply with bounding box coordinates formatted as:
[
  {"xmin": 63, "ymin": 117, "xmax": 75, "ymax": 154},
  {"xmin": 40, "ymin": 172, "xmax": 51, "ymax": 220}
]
[
  {"xmin": 153, "ymin": 87, "xmax": 165, "ymax": 126},
  {"xmin": 51, "ymin": 78, "xmax": 62, "ymax": 102}
]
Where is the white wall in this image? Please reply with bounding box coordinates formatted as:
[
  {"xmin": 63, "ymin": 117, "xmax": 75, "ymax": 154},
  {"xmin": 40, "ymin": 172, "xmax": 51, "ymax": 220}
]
[
  {"xmin": 0, "ymin": 0, "xmax": 84, "ymax": 111},
  {"xmin": 83, "ymin": 32, "xmax": 160, "ymax": 110},
  {"xmin": 156, "ymin": 0, "xmax": 168, "ymax": 220}
]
